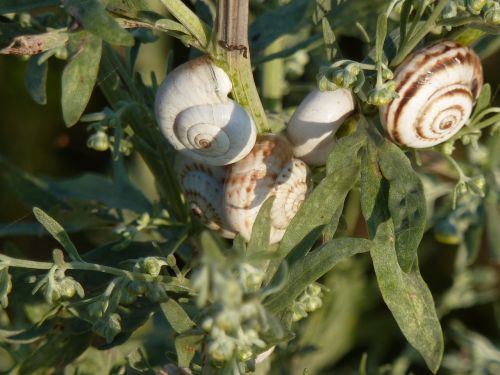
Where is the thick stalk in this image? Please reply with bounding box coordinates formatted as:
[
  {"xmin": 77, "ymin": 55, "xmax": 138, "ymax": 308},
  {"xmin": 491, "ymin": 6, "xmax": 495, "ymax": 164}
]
[{"xmin": 214, "ymin": 0, "xmax": 269, "ymax": 133}]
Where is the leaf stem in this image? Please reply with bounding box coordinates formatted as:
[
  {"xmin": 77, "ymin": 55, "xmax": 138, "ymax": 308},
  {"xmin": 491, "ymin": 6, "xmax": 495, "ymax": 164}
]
[{"xmin": 214, "ymin": 0, "xmax": 270, "ymax": 133}]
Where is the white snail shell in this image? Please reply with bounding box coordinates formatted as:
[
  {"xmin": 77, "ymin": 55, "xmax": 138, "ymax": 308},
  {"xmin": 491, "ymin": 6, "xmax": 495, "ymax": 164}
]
[
  {"xmin": 380, "ymin": 41, "xmax": 483, "ymax": 148},
  {"xmin": 286, "ymin": 88, "xmax": 356, "ymax": 166},
  {"xmin": 223, "ymin": 135, "xmax": 309, "ymax": 244},
  {"xmin": 176, "ymin": 158, "xmax": 235, "ymax": 238},
  {"xmin": 155, "ymin": 56, "xmax": 257, "ymax": 166}
]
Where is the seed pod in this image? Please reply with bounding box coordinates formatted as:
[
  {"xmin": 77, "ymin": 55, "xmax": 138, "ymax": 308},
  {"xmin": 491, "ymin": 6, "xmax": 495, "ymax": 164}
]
[
  {"xmin": 155, "ymin": 56, "xmax": 257, "ymax": 166},
  {"xmin": 380, "ymin": 41, "xmax": 483, "ymax": 148}
]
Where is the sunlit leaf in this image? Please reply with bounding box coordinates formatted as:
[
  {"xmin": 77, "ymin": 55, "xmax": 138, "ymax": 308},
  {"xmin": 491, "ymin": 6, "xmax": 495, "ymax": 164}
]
[
  {"xmin": 161, "ymin": 299, "xmax": 196, "ymax": 334},
  {"xmin": 371, "ymin": 220, "xmax": 443, "ymax": 373}
]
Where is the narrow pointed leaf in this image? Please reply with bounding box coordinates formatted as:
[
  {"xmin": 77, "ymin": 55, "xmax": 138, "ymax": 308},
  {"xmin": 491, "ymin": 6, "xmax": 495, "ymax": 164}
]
[
  {"xmin": 24, "ymin": 54, "xmax": 48, "ymax": 105},
  {"xmin": 33, "ymin": 207, "xmax": 83, "ymax": 262}
]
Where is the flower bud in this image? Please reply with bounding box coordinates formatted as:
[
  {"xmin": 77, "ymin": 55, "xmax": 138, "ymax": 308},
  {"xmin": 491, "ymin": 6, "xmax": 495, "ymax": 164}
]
[
  {"xmin": 467, "ymin": 0, "xmax": 486, "ymax": 14},
  {"xmin": 87, "ymin": 131, "xmax": 109, "ymax": 151},
  {"xmin": 208, "ymin": 337, "xmax": 235, "ymax": 362},
  {"xmin": 142, "ymin": 257, "xmax": 162, "ymax": 277},
  {"xmin": 484, "ymin": 3, "xmax": 500, "ymax": 24}
]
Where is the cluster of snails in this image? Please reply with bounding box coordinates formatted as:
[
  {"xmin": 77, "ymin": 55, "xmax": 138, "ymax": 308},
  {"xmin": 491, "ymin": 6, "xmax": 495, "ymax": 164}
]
[{"xmin": 155, "ymin": 41, "xmax": 483, "ymax": 242}]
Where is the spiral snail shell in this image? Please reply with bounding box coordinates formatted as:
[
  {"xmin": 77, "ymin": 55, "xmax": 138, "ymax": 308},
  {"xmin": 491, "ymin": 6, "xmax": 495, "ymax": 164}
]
[
  {"xmin": 223, "ymin": 135, "xmax": 310, "ymax": 244},
  {"xmin": 380, "ymin": 41, "xmax": 483, "ymax": 148},
  {"xmin": 286, "ymin": 89, "xmax": 356, "ymax": 166},
  {"xmin": 155, "ymin": 56, "xmax": 257, "ymax": 166},
  {"xmin": 176, "ymin": 158, "xmax": 235, "ymax": 238}
]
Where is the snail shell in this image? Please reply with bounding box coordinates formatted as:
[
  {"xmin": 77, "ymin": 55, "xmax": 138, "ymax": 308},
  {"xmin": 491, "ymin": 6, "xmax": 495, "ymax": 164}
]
[
  {"xmin": 155, "ymin": 56, "xmax": 257, "ymax": 166},
  {"xmin": 380, "ymin": 41, "xmax": 483, "ymax": 148},
  {"xmin": 176, "ymin": 158, "xmax": 235, "ymax": 238},
  {"xmin": 223, "ymin": 135, "xmax": 309, "ymax": 244},
  {"xmin": 286, "ymin": 89, "xmax": 356, "ymax": 166}
]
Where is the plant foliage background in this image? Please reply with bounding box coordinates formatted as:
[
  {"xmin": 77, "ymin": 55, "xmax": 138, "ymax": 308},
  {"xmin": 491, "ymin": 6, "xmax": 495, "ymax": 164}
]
[{"xmin": 0, "ymin": 0, "xmax": 500, "ymax": 374}]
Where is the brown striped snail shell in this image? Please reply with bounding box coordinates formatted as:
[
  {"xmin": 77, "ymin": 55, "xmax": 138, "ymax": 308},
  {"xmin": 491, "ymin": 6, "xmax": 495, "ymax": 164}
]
[
  {"xmin": 287, "ymin": 89, "xmax": 356, "ymax": 166},
  {"xmin": 176, "ymin": 158, "xmax": 235, "ymax": 238},
  {"xmin": 380, "ymin": 41, "xmax": 483, "ymax": 148},
  {"xmin": 223, "ymin": 135, "xmax": 310, "ymax": 244},
  {"xmin": 155, "ymin": 56, "xmax": 257, "ymax": 166}
]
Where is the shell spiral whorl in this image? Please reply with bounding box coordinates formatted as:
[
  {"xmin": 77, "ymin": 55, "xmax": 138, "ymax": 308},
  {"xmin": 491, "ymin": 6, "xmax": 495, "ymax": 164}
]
[
  {"xmin": 223, "ymin": 135, "xmax": 310, "ymax": 244},
  {"xmin": 380, "ymin": 41, "xmax": 483, "ymax": 148},
  {"xmin": 176, "ymin": 158, "xmax": 235, "ymax": 239},
  {"xmin": 155, "ymin": 56, "xmax": 257, "ymax": 165}
]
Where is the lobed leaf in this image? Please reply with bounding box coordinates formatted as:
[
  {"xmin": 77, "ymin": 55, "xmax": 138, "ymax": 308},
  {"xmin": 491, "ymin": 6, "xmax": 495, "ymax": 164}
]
[{"xmin": 370, "ymin": 220, "xmax": 443, "ymax": 373}]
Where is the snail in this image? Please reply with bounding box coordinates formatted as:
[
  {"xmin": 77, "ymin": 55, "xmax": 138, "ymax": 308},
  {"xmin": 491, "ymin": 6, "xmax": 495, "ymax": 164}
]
[
  {"xmin": 223, "ymin": 135, "xmax": 310, "ymax": 244},
  {"xmin": 176, "ymin": 157, "xmax": 235, "ymax": 238},
  {"xmin": 380, "ymin": 41, "xmax": 483, "ymax": 148},
  {"xmin": 155, "ymin": 56, "xmax": 257, "ymax": 166},
  {"xmin": 286, "ymin": 89, "xmax": 356, "ymax": 166}
]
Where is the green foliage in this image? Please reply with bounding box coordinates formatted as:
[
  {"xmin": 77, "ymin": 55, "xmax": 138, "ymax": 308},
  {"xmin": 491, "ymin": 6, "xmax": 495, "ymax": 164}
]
[{"xmin": 1, "ymin": 0, "xmax": 500, "ymax": 374}]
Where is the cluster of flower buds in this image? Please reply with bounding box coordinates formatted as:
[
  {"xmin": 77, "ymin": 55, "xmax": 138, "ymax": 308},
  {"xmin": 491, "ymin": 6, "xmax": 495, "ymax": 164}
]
[
  {"xmin": 291, "ymin": 283, "xmax": 324, "ymax": 322},
  {"xmin": 193, "ymin": 262, "xmax": 273, "ymax": 366},
  {"xmin": 367, "ymin": 80, "xmax": 398, "ymax": 106},
  {"xmin": 32, "ymin": 264, "xmax": 84, "ymax": 304},
  {"xmin": 318, "ymin": 62, "xmax": 365, "ymax": 93}
]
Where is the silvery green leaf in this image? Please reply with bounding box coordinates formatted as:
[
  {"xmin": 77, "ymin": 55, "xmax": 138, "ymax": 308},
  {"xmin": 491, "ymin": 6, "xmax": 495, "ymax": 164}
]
[
  {"xmin": 471, "ymin": 83, "xmax": 491, "ymax": 119},
  {"xmin": 160, "ymin": 299, "xmax": 196, "ymax": 334},
  {"xmin": 265, "ymin": 237, "xmax": 371, "ymax": 314},
  {"xmin": 175, "ymin": 331, "xmax": 203, "ymax": 368},
  {"xmin": 24, "ymin": 54, "xmax": 48, "ymax": 105},
  {"xmin": 33, "ymin": 207, "xmax": 84, "ymax": 262},
  {"xmin": 247, "ymin": 197, "xmax": 274, "ymax": 256},
  {"xmin": 63, "ymin": 0, "xmax": 134, "ymax": 46},
  {"xmin": 61, "ymin": 32, "xmax": 102, "ymax": 126},
  {"xmin": 371, "ymin": 220, "xmax": 443, "ymax": 373}
]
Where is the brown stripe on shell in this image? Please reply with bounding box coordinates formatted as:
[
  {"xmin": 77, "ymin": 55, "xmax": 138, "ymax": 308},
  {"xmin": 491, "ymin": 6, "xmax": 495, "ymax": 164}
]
[
  {"xmin": 389, "ymin": 47, "xmax": 478, "ymax": 143},
  {"xmin": 415, "ymin": 103, "xmax": 466, "ymax": 140}
]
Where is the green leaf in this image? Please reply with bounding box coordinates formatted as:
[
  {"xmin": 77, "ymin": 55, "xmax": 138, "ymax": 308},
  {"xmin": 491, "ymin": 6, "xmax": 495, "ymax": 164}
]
[
  {"xmin": 375, "ymin": 11, "xmax": 388, "ymax": 63},
  {"xmin": 398, "ymin": 0, "xmax": 413, "ymax": 47},
  {"xmin": 247, "ymin": 197, "xmax": 274, "ymax": 255},
  {"xmin": 249, "ymin": 0, "xmax": 309, "ymax": 52},
  {"xmin": 0, "ymin": 0, "xmax": 60, "ymax": 13},
  {"xmin": 370, "ymin": 220, "xmax": 443, "ymax": 373},
  {"xmin": 0, "ymin": 155, "xmax": 62, "ymax": 210},
  {"xmin": 265, "ymin": 237, "xmax": 371, "ymax": 314},
  {"xmin": 63, "ymin": 0, "xmax": 134, "ymax": 46},
  {"xmin": 175, "ymin": 331, "xmax": 203, "ymax": 368},
  {"xmin": 24, "ymin": 54, "xmax": 48, "ymax": 105},
  {"xmin": 471, "ymin": 83, "xmax": 491, "ymax": 119},
  {"xmin": 61, "ymin": 32, "xmax": 102, "ymax": 126},
  {"xmin": 160, "ymin": 299, "xmax": 196, "ymax": 334},
  {"xmin": 32, "ymin": 207, "xmax": 84, "ymax": 262},
  {"xmin": 378, "ymin": 141, "xmax": 426, "ymax": 273}
]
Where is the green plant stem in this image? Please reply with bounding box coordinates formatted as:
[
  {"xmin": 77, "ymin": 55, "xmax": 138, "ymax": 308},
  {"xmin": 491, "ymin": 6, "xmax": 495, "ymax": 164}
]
[
  {"xmin": 0, "ymin": 254, "xmax": 180, "ymax": 284},
  {"xmin": 391, "ymin": 0, "xmax": 448, "ymax": 67},
  {"xmin": 214, "ymin": 0, "xmax": 270, "ymax": 133},
  {"xmin": 159, "ymin": 0, "xmax": 211, "ymax": 49},
  {"xmin": 261, "ymin": 37, "xmax": 285, "ymax": 112}
]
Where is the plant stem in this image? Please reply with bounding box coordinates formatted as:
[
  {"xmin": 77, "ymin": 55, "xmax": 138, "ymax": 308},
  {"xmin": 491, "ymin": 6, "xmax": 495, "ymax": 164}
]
[
  {"xmin": 0, "ymin": 254, "xmax": 181, "ymax": 284},
  {"xmin": 261, "ymin": 37, "xmax": 285, "ymax": 112},
  {"xmin": 390, "ymin": 0, "xmax": 448, "ymax": 67},
  {"xmin": 214, "ymin": 0, "xmax": 270, "ymax": 133},
  {"xmin": 159, "ymin": 0, "xmax": 211, "ymax": 49}
]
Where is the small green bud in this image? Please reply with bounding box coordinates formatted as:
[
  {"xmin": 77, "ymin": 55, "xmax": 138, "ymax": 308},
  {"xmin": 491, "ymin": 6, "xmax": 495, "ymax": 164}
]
[
  {"xmin": 202, "ymin": 317, "xmax": 214, "ymax": 332},
  {"xmin": 302, "ymin": 295, "xmax": 323, "ymax": 312},
  {"xmin": 208, "ymin": 337, "xmax": 235, "ymax": 362},
  {"xmin": 142, "ymin": 257, "xmax": 162, "ymax": 277},
  {"xmin": 87, "ymin": 131, "xmax": 109, "ymax": 151},
  {"xmin": 467, "ymin": 0, "xmax": 486, "ymax": 14},
  {"xmin": 471, "ymin": 175, "xmax": 486, "ymax": 191},
  {"xmin": 306, "ymin": 283, "xmax": 322, "ymax": 296},
  {"xmin": 291, "ymin": 302, "xmax": 308, "ymax": 322},
  {"xmin": 215, "ymin": 309, "xmax": 241, "ymax": 332},
  {"xmin": 128, "ymin": 280, "xmax": 147, "ymax": 295},
  {"xmin": 237, "ymin": 345, "xmax": 253, "ymax": 362},
  {"xmin": 442, "ymin": 141, "xmax": 456, "ymax": 155},
  {"xmin": 484, "ymin": 3, "xmax": 500, "ymax": 24},
  {"xmin": 59, "ymin": 278, "xmax": 77, "ymax": 299}
]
